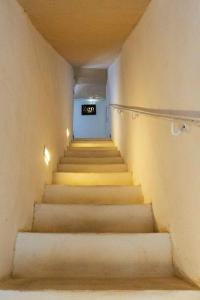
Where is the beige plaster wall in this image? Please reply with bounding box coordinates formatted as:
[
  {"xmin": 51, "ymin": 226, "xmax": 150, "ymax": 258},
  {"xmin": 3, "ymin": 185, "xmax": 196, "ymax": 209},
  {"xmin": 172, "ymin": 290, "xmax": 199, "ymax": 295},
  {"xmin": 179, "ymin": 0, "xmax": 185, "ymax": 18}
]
[
  {"xmin": 0, "ymin": 0, "xmax": 73, "ymax": 279},
  {"xmin": 108, "ymin": 0, "xmax": 200, "ymax": 286}
]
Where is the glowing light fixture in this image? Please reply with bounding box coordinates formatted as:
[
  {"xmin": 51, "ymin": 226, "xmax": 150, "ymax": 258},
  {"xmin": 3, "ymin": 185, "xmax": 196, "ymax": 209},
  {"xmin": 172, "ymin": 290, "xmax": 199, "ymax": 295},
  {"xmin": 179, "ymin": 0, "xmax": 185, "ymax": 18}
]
[
  {"xmin": 88, "ymin": 99, "xmax": 95, "ymax": 103},
  {"xmin": 43, "ymin": 146, "xmax": 51, "ymax": 165},
  {"xmin": 66, "ymin": 128, "xmax": 70, "ymax": 138}
]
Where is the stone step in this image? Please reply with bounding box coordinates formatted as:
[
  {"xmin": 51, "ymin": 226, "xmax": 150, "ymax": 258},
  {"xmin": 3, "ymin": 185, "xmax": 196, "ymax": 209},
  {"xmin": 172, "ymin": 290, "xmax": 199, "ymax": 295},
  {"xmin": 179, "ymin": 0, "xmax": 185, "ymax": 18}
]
[
  {"xmin": 43, "ymin": 185, "xmax": 143, "ymax": 204},
  {"xmin": 53, "ymin": 172, "xmax": 133, "ymax": 185},
  {"xmin": 33, "ymin": 204, "xmax": 154, "ymax": 233},
  {"xmin": 0, "ymin": 277, "xmax": 199, "ymax": 299},
  {"xmin": 64, "ymin": 150, "xmax": 121, "ymax": 157},
  {"xmin": 13, "ymin": 233, "xmax": 173, "ymax": 279},
  {"xmin": 68, "ymin": 146, "xmax": 117, "ymax": 151},
  {"xmin": 57, "ymin": 163, "xmax": 128, "ymax": 172},
  {"xmin": 60, "ymin": 156, "xmax": 124, "ymax": 164},
  {"xmin": 72, "ymin": 138, "xmax": 113, "ymax": 142},
  {"xmin": 70, "ymin": 141, "xmax": 115, "ymax": 148}
]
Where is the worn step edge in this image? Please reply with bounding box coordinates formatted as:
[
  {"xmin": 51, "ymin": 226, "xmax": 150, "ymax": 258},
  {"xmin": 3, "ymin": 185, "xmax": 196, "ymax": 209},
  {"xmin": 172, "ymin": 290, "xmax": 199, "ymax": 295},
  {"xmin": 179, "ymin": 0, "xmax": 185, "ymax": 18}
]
[{"xmin": 0, "ymin": 277, "xmax": 198, "ymax": 291}]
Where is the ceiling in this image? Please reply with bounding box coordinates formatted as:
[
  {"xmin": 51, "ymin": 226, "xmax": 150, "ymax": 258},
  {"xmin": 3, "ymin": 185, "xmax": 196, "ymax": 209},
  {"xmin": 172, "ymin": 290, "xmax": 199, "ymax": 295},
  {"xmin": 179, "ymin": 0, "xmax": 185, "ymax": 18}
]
[
  {"xmin": 74, "ymin": 68, "xmax": 107, "ymax": 99},
  {"xmin": 74, "ymin": 68, "xmax": 107, "ymax": 85},
  {"xmin": 17, "ymin": 0, "xmax": 150, "ymax": 67}
]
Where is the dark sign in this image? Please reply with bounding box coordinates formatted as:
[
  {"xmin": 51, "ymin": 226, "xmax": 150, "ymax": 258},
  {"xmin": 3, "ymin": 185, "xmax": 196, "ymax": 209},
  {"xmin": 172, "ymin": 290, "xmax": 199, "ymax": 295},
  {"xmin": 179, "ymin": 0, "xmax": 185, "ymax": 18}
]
[{"xmin": 82, "ymin": 104, "xmax": 96, "ymax": 115}]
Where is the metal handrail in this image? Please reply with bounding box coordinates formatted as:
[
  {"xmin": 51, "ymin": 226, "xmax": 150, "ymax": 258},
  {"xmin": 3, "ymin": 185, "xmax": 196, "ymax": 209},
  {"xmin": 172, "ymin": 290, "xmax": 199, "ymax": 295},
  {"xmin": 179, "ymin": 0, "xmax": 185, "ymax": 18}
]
[{"xmin": 110, "ymin": 104, "xmax": 200, "ymax": 126}]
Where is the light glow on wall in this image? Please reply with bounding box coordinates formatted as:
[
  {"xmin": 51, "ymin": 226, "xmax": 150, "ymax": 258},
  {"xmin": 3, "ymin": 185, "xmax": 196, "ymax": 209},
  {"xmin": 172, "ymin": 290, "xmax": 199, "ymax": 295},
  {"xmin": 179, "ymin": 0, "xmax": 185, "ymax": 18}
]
[
  {"xmin": 88, "ymin": 99, "xmax": 97, "ymax": 103},
  {"xmin": 43, "ymin": 146, "xmax": 51, "ymax": 165},
  {"xmin": 66, "ymin": 128, "xmax": 70, "ymax": 138}
]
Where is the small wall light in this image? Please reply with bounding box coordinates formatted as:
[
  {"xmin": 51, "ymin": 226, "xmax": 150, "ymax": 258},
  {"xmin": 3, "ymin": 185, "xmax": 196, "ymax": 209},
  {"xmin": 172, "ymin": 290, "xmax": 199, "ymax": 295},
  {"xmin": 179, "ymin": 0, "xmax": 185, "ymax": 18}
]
[
  {"xmin": 43, "ymin": 146, "xmax": 51, "ymax": 165},
  {"xmin": 66, "ymin": 128, "xmax": 70, "ymax": 139}
]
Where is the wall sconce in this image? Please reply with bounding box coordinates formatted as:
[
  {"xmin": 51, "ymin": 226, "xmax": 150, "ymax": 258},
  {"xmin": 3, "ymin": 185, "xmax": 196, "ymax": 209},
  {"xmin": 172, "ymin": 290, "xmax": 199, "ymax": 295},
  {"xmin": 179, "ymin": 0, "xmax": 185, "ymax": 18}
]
[
  {"xmin": 66, "ymin": 128, "xmax": 71, "ymax": 147},
  {"xmin": 43, "ymin": 146, "xmax": 51, "ymax": 165},
  {"xmin": 66, "ymin": 128, "xmax": 70, "ymax": 139}
]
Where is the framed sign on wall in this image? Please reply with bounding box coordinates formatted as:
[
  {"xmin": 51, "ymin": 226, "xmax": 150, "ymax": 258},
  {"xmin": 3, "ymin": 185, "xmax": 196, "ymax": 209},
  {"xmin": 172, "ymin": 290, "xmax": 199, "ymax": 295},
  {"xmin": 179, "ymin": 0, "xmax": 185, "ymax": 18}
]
[{"xmin": 81, "ymin": 104, "xmax": 96, "ymax": 115}]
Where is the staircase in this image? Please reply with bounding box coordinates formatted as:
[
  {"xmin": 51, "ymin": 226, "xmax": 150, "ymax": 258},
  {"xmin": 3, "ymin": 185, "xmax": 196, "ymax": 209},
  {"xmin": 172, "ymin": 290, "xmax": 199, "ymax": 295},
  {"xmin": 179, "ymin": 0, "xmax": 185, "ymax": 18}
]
[{"xmin": 0, "ymin": 139, "xmax": 199, "ymax": 299}]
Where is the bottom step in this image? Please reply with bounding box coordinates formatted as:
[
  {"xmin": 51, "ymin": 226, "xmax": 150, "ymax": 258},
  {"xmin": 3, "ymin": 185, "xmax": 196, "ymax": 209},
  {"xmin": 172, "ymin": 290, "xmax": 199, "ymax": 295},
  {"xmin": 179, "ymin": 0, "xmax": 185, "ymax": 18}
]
[
  {"xmin": 12, "ymin": 233, "xmax": 173, "ymax": 278},
  {"xmin": 0, "ymin": 277, "xmax": 199, "ymax": 299}
]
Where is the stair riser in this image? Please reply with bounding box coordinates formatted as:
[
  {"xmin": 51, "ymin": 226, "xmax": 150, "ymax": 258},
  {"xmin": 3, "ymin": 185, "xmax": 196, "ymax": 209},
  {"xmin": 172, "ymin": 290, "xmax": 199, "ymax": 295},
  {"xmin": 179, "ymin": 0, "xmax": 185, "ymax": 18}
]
[
  {"xmin": 73, "ymin": 138, "xmax": 112, "ymax": 141},
  {"xmin": 71, "ymin": 141, "xmax": 114, "ymax": 147},
  {"xmin": 33, "ymin": 204, "xmax": 154, "ymax": 233},
  {"xmin": 58, "ymin": 164, "xmax": 128, "ymax": 173},
  {"xmin": 65, "ymin": 151, "xmax": 120, "ymax": 157},
  {"xmin": 13, "ymin": 233, "xmax": 173, "ymax": 279},
  {"xmin": 53, "ymin": 172, "xmax": 133, "ymax": 186},
  {"xmin": 60, "ymin": 157, "xmax": 124, "ymax": 164},
  {"xmin": 43, "ymin": 185, "xmax": 143, "ymax": 204},
  {"xmin": 68, "ymin": 147, "xmax": 117, "ymax": 151},
  {"xmin": 71, "ymin": 143, "xmax": 115, "ymax": 148}
]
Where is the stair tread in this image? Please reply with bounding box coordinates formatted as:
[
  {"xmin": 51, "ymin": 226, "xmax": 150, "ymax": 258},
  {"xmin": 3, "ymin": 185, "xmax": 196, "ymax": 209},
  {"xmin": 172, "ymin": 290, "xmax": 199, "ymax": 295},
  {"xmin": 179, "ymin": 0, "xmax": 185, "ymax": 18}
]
[
  {"xmin": 55, "ymin": 172, "xmax": 131, "ymax": 174},
  {"xmin": 60, "ymin": 158, "xmax": 124, "ymax": 164},
  {"xmin": 66, "ymin": 148, "xmax": 119, "ymax": 152},
  {"xmin": 43, "ymin": 185, "xmax": 143, "ymax": 204},
  {"xmin": 58, "ymin": 163, "xmax": 128, "ymax": 172},
  {"xmin": 59, "ymin": 162, "xmax": 126, "ymax": 167},
  {"xmin": 71, "ymin": 141, "xmax": 114, "ymax": 144},
  {"xmin": 53, "ymin": 172, "xmax": 133, "ymax": 186},
  {"xmin": 65, "ymin": 150, "xmax": 121, "ymax": 157},
  {"xmin": 45, "ymin": 184, "xmax": 140, "ymax": 188},
  {"xmin": 33, "ymin": 203, "xmax": 154, "ymax": 233},
  {"xmin": 0, "ymin": 277, "xmax": 198, "ymax": 291},
  {"xmin": 13, "ymin": 233, "xmax": 173, "ymax": 279},
  {"xmin": 68, "ymin": 147, "xmax": 117, "ymax": 151},
  {"xmin": 71, "ymin": 140, "xmax": 114, "ymax": 142}
]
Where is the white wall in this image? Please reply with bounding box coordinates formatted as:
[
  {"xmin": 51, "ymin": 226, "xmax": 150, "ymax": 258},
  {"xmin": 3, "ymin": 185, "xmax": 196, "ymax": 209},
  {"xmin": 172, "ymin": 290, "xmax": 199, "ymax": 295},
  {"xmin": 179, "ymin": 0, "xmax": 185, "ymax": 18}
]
[
  {"xmin": 0, "ymin": 0, "xmax": 73, "ymax": 279},
  {"xmin": 73, "ymin": 99, "xmax": 109, "ymax": 138},
  {"xmin": 108, "ymin": 0, "xmax": 200, "ymax": 286}
]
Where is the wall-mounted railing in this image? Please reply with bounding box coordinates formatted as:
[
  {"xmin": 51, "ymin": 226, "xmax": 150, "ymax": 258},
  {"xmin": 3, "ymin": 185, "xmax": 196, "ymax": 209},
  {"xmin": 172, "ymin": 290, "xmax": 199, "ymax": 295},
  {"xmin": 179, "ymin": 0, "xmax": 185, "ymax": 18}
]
[{"xmin": 110, "ymin": 104, "xmax": 200, "ymax": 135}]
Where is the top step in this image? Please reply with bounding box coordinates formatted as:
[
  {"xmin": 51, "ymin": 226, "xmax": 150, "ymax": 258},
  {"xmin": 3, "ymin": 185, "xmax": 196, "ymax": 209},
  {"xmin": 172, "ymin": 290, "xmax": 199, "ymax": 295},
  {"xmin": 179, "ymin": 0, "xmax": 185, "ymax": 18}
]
[
  {"xmin": 65, "ymin": 149, "xmax": 121, "ymax": 157},
  {"xmin": 67, "ymin": 140, "xmax": 120, "ymax": 157},
  {"xmin": 68, "ymin": 146, "xmax": 117, "ymax": 151},
  {"xmin": 72, "ymin": 139, "xmax": 113, "ymax": 142},
  {"xmin": 71, "ymin": 140, "xmax": 115, "ymax": 148}
]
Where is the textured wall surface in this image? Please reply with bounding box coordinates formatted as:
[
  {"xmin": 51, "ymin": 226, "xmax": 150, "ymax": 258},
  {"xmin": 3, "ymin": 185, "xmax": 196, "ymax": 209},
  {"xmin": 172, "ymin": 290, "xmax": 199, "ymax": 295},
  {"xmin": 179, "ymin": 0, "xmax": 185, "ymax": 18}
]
[
  {"xmin": 108, "ymin": 0, "xmax": 200, "ymax": 286},
  {"xmin": 0, "ymin": 0, "xmax": 73, "ymax": 279}
]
